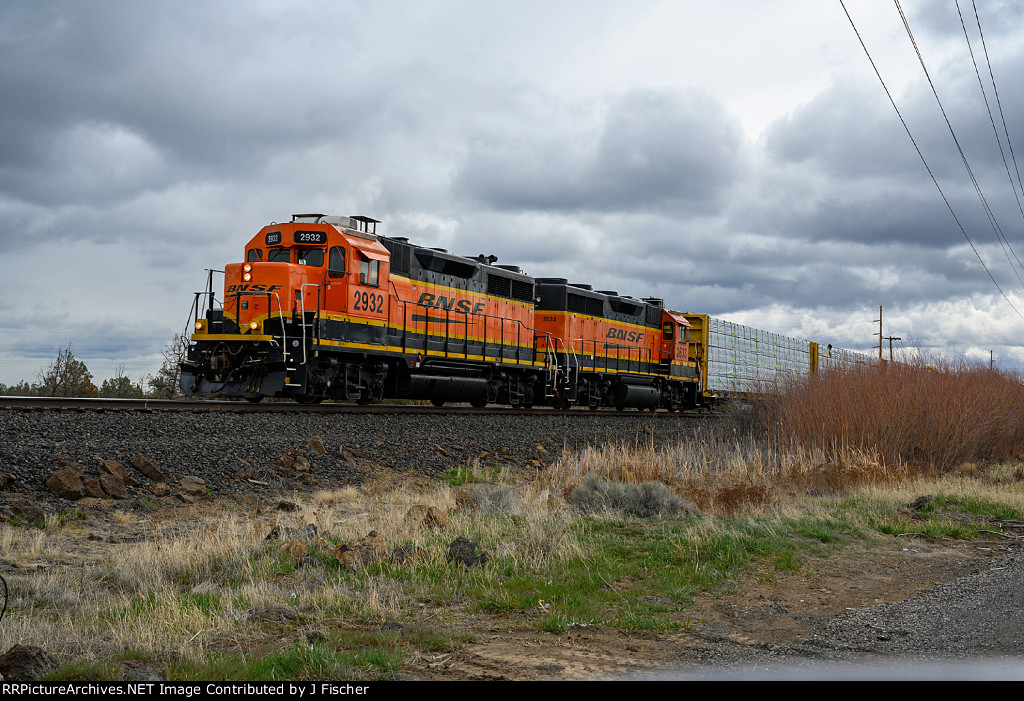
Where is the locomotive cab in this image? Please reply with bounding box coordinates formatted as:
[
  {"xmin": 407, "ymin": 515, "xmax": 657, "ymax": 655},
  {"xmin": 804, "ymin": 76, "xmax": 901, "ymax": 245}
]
[{"xmin": 182, "ymin": 214, "xmax": 391, "ymax": 400}]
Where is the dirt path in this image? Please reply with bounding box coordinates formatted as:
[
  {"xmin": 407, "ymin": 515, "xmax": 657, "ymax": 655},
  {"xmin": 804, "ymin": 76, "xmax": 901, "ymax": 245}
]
[{"xmin": 407, "ymin": 537, "xmax": 1021, "ymax": 680}]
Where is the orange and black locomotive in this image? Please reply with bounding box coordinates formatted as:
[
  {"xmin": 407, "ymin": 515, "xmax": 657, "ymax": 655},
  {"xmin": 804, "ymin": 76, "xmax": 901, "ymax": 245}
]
[{"xmin": 180, "ymin": 214, "xmax": 700, "ymax": 410}]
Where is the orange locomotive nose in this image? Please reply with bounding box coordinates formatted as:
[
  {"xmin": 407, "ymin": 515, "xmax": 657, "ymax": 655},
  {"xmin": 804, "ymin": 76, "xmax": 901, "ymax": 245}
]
[{"xmin": 223, "ymin": 261, "xmax": 292, "ymax": 333}]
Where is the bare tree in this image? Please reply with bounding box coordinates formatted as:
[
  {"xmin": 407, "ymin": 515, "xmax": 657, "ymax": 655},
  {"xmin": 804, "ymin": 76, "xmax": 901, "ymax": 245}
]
[
  {"xmin": 38, "ymin": 343, "xmax": 99, "ymax": 397},
  {"xmin": 147, "ymin": 334, "xmax": 188, "ymax": 399}
]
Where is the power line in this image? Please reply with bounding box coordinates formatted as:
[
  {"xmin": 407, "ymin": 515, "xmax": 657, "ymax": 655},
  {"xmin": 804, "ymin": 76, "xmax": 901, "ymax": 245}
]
[
  {"xmin": 893, "ymin": 0, "xmax": 1024, "ymax": 292},
  {"xmin": 837, "ymin": 0, "xmax": 1024, "ymax": 321},
  {"xmin": 972, "ymin": 0, "xmax": 1024, "ymax": 217},
  {"xmin": 954, "ymin": 0, "xmax": 1024, "ymax": 281}
]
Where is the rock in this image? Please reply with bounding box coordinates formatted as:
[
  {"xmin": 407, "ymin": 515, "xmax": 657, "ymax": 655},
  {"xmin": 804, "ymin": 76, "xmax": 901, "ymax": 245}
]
[
  {"xmin": 8, "ymin": 499, "xmax": 46, "ymax": 526},
  {"xmin": 280, "ymin": 539, "xmax": 307, "ymax": 560},
  {"xmin": 99, "ymin": 460, "xmax": 138, "ymax": 487},
  {"xmin": 447, "ymin": 536, "xmax": 490, "ymax": 567},
  {"xmin": 246, "ymin": 605, "xmax": 299, "ymax": 623},
  {"xmin": 276, "ymin": 500, "xmax": 299, "ymax": 512},
  {"xmin": 402, "ymin": 504, "xmax": 452, "ymax": 531},
  {"xmin": 907, "ymin": 495, "xmax": 935, "ymax": 511},
  {"xmin": 83, "ymin": 477, "xmax": 105, "ymax": 499},
  {"xmin": 99, "ymin": 473, "xmax": 128, "ymax": 499},
  {"xmin": 307, "ymin": 436, "xmax": 326, "ymax": 454},
  {"xmin": 303, "ymin": 630, "xmax": 327, "ymax": 645},
  {"xmin": 55, "ymin": 456, "xmax": 84, "ymax": 476},
  {"xmin": 293, "ymin": 455, "xmax": 310, "ymax": 473},
  {"xmin": 335, "ymin": 531, "xmax": 387, "ymax": 570},
  {"xmin": 130, "ymin": 454, "xmax": 165, "ymax": 482},
  {"xmin": 0, "ymin": 644, "xmax": 60, "ymax": 681},
  {"xmin": 149, "ymin": 483, "xmax": 171, "ymax": 497},
  {"xmin": 265, "ymin": 524, "xmax": 319, "ymax": 541},
  {"xmin": 179, "ymin": 476, "xmax": 206, "ymax": 497},
  {"xmin": 176, "ymin": 493, "xmax": 196, "ymax": 504},
  {"xmin": 389, "ymin": 544, "xmax": 425, "ymax": 564},
  {"xmin": 45, "ymin": 467, "xmax": 85, "ymax": 501},
  {"xmin": 454, "ymin": 490, "xmax": 477, "ymax": 511}
]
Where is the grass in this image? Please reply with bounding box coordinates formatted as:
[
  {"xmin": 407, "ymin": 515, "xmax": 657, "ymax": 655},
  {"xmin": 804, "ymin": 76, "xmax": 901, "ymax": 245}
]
[
  {"xmin": 3, "ymin": 362, "xmax": 1024, "ymax": 680},
  {"xmin": 1, "ymin": 466, "xmax": 1020, "ymax": 681}
]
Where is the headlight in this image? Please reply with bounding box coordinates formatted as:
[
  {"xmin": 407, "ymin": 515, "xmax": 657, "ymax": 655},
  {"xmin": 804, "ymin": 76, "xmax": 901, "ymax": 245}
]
[
  {"xmin": 249, "ymin": 321, "xmax": 260, "ymax": 332},
  {"xmin": 243, "ymin": 272, "xmax": 252, "ymax": 281},
  {"xmin": 243, "ymin": 264, "xmax": 252, "ymax": 273},
  {"xmin": 194, "ymin": 320, "xmax": 208, "ymax": 333}
]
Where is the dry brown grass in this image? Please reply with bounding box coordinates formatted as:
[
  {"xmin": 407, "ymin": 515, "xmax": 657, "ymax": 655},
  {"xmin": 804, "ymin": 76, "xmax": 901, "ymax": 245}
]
[
  {"xmin": 755, "ymin": 360, "xmax": 1024, "ymax": 470},
  {"xmin": 540, "ymin": 359, "xmax": 1024, "ymax": 516},
  {"xmin": 0, "ymin": 478, "xmax": 582, "ymax": 668}
]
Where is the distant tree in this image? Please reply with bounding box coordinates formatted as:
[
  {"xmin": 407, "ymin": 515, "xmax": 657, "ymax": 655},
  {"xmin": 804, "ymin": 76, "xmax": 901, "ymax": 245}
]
[
  {"xmin": 100, "ymin": 363, "xmax": 145, "ymax": 398},
  {"xmin": 3, "ymin": 380, "xmax": 39, "ymax": 396},
  {"xmin": 38, "ymin": 344, "xmax": 99, "ymax": 398},
  {"xmin": 147, "ymin": 334, "xmax": 188, "ymax": 399}
]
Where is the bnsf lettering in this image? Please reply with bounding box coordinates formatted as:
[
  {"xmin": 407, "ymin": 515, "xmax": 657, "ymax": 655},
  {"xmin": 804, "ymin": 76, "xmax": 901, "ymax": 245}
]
[
  {"xmin": 417, "ymin": 293, "xmax": 486, "ymax": 315},
  {"xmin": 226, "ymin": 284, "xmax": 283, "ymax": 294},
  {"xmin": 606, "ymin": 329, "xmax": 644, "ymax": 343}
]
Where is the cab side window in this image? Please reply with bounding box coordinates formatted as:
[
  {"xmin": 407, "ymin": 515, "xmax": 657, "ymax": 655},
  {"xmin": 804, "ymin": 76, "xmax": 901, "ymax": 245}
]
[
  {"xmin": 329, "ymin": 246, "xmax": 346, "ymax": 278},
  {"xmin": 360, "ymin": 257, "xmax": 379, "ymax": 286},
  {"xmin": 663, "ymin": 322, "xmax": 674, "ymax": 340}
]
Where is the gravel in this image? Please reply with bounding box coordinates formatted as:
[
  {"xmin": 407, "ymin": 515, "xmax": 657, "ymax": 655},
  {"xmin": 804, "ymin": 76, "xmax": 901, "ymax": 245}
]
[
  {"xmin": 649, "ymin": 550, "xmax": 1024, "ymax": 680},
  {"xmin": 0, "ymin": 407, "xmax": 705, "ymax": 511}
]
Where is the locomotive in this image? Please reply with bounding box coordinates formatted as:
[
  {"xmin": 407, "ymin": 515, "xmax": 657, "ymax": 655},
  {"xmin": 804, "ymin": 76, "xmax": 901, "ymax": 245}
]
[{"xmin": 179, "ymin": 214, "xmax": 701, "ymax": 410}]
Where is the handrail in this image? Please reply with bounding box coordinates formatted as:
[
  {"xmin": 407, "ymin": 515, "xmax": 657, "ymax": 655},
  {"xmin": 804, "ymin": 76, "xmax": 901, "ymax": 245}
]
[
  {"xmin": 299, "ymin": 283, "xmax": 322, "ymax": 366},
  {"xmin": 266, "ymin": 292, "xmax": 287, "ymax": 356},
  {"xmin": 183, "ymin": 269, "xmax": 224, "ymax": 343}
]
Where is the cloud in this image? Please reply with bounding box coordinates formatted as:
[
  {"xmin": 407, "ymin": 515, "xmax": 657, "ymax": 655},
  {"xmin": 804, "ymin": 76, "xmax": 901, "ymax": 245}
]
[{"xmin": 456, "ymin": 88, "xmax": 745, "ymax": 215}]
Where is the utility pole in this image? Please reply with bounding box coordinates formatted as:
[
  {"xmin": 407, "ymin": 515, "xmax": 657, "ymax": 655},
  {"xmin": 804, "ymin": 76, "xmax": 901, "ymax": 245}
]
[
  {"xmin": 874, "ymin": 305, "xmax": 883, "ymax": 360},
  {"xmin": 990, "ymin": 350, "xmax": 994, "ymax": 370},
  {"xmin": 883, "ymin": 336, "xmax": 902, "ymax": 362}
]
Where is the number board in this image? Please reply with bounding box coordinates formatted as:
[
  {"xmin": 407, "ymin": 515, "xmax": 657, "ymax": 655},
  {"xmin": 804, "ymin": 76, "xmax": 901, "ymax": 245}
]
[
  {"xmin": 294, "ymin": 230, "xmax": 327, "ymax": 245},
  {"xmin": 265, "ymin": 231, "xmax": 282, "ymax": 246},
  {"xmin": 351, "ymin": 289, "xmax": 386, "ymax": 315}
]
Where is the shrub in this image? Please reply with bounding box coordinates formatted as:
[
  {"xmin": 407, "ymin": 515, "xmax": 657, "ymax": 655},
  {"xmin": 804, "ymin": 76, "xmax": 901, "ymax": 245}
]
[{"xmin": 569, "ymin": 474, "xmax": 691, "ymax": 517}]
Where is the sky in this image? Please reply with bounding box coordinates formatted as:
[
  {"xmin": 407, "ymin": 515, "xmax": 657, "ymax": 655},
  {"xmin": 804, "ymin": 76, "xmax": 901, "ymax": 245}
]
[{"xmin": 4, "ymin": 0, "xmax": 1024, "ymax": 387}]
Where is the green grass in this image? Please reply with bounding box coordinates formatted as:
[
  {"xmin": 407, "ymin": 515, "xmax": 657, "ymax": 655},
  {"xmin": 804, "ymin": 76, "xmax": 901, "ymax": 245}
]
[
  {"xmin": 21, "ymin": 479, "xmax": 1022, "ymax": 682},
  {"xmin": 443, "ymin": 465, "xmax": 503, "ymax": 486},
  {"xmin": 932, "ymin": 495, "xmax": 1023, "ymax": 521}
]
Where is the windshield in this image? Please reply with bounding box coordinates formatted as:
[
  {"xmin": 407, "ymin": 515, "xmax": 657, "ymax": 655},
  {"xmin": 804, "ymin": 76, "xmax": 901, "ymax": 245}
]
[{"xmin": 296, "ymin": 248, "xmax": 324, "ymax": 267}]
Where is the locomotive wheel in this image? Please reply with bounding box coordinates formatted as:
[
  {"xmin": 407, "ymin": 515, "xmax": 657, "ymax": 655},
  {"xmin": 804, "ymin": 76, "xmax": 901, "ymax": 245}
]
[
  {"xmin": 470, "ymin": 396, "xmax": 487, "ymax": 408},
  {"xmin": 244, "ymin": 395, "xmax": 264, "ymax": 403},
  {"xmin": 295, "ymin": 395, "xmax": 323, "ymax": 405},
  {"xmin": 431, "ymin": 398, "xmax": 446, "ymax": 407}
]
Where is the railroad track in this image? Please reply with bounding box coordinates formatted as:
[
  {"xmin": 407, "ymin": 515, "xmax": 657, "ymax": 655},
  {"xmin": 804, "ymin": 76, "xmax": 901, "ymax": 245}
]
[{"xmin": 0, "ymin": 396, "xmax": 710, "ymax": 417}]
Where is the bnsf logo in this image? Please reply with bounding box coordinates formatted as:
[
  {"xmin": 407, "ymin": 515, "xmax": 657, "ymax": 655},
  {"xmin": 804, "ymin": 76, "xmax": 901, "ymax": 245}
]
[
  {"xmin": 607, "ymin": 328, "xmax": 644, "ymax": 343},
  {"xmin": 417, "ymin": 293, "xmax": 485, "ymax": 315},
  {"xmin": 226, "ymin": 284, "xmax": 284, "ymax": 294}
]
